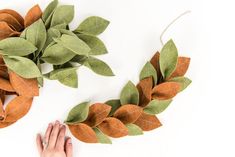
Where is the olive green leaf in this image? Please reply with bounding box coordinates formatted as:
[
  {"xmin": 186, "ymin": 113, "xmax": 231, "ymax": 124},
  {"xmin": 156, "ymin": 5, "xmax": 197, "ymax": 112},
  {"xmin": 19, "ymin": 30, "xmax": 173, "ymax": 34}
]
[
  {"xmin": 160, "ymin": 39, "xmax": 178, "ymax": 79},
  {"xmin": 105, "ymin": 99, "xmax": 121, "ymax": 116},
  {"xmin": 55, "ymin": 34, "xmax": 90, "ymax": 56},
  {"xmin": 37, "ymin": 59, "xmax": 44, "ymax": 87},
  {"xmin": 70, "ymin": 55, "xmax": 88, "ymax": 64},
  {"xmin": 59, "ymin": 29, "xmax": 77, "ymax": 37},
  {"xmin": 3, "ymin": 56, "xmax": 41, "ymax": 78},
  {"xmin": 51, "ymin": 5, "xmax": 74, "ymax": 27},
  {"xmin": 20, "ymin": 28, "xmax": 27, "ymax": 38},
  {"xmin": 93, "ymin": 128, "xmax": 112, "ymax": 144},
  {"xmin": 26, "ymin": 19, "xmax": 47, "ymax": 53},
  {"xmin": 42, "ymin": 0, "xmax": 58, "ymax": 28},
  {"xmin": 126, "ymin": 124, "xmax": 143, "ymax": 136},
  {"xmin": 65, "ymin": 101, "xmax": 89, "ymax": 124},
  {"xmin": 42, "ymin": 44, "xmax": 75, "ymax": 65},
  {"xmin": 83, "ymin": 57, "xmax": 114, "ymax": 76},
  {"xmin": 44, "ymin": 28, "xmax": 61, "ymax": 48},
  {"xmin": 120, "ymin": 81, "xmax": 139, "ymax": 105},
  {"xmin": 77, "ymin": 34, "xmax": 108, "ymax": 55},
  {"xmin": 51, "ymin": 23, "xmax": 67, "ymax": 29},
  {"xmin": 46, "ymin": 67, "xmax": 78, "ymax": 88},
  {"xmin": 74, "ymin": 16, "xmax": 109, "ymax": 36},
  {"xmin": 0, "ymin": 37, "xmax": 37, "ymax": 56},
  {"xmin": 144, "ymin": 99, "xmax": 172, "ymax": 115},
  {"xmin": 139, "ymin": 61, "xmax": 157, "ymax": 84},
  {"xmin": 168, "ymin": 76, "xmax": 192, "ymax": 92}
]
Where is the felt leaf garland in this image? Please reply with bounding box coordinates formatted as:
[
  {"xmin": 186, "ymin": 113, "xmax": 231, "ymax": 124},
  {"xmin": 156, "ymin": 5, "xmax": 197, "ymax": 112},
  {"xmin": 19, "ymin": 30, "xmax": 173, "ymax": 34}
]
[
  {"xmin": 51, "ymin": 5, "xmax": 74, "ymax": 27},
  {"xmin": 66, "ymin": 39, "xmax": 191, "ymax": 143}
]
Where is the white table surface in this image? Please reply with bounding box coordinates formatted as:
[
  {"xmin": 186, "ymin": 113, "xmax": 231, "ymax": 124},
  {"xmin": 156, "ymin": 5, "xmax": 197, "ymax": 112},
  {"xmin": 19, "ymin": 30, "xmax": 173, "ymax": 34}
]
[{"xmin": 0, "ymin": 0, "xmax": 234, "ymax": 157}]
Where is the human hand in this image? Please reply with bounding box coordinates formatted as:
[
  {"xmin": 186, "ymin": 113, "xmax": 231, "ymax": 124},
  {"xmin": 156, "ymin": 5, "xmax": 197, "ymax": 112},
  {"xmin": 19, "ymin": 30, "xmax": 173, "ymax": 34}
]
[{"xmin": 36, "ymin": 121, "xmax": 73, "ymax": 157}]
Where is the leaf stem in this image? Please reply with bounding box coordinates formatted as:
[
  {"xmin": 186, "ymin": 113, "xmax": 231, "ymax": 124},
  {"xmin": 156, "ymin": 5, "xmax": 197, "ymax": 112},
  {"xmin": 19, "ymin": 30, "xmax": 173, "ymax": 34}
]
[{"xmin": 160, "ymin": 10, "xmax": 191, "ymax": 46}]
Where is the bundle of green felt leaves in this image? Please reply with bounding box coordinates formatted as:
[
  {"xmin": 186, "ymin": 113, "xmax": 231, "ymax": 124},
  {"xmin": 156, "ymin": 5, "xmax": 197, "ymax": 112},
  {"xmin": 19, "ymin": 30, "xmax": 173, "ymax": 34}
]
[
  {"xmin": 0, "ymin": 0, "xmax": 113, "ymax": 128},
  {"xmin": 65, "ymin": 39, "xmax": 191, "ymax": 144}
]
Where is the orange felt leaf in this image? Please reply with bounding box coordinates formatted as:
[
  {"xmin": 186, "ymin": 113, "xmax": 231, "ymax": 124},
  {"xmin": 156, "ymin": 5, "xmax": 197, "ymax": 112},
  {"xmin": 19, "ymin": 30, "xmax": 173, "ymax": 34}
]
[
  {"xmin": 9, "ymin": 72, "xmax": 39, "ymax": 97},
  {"xmin": 0, "ymin": 77, "xmax": 15, "ymax": 92},
  {"xmin": 84, "ymin": 103, "xmax": 111, "ymax": 127},
  {"xmin": 0, "ymin": 99, "xmax": 5, "ymax": 120},
  {"xmin": 170, "ymin": 57, "xmax": 191, "ymax": 78},
  {"xmin": 134, "ymin": 112, "xmax": 162, "ymax": 131},
  {"xmin": 0, "ymin": 9, "xmax": 24, "ymax": 26},
  {"xmin": 0, "ymin": 121, "xmax": 15, "ymax": 128},
  {"xmin": 0, "ymin": 13, "xmax": 23, "ymax": 31},
  {"xmin": 150, "ymin": 51, "xmax": 162, "ymax": 82},
  {"xmin": 0, "ymin": 90, "xmax": 5, "ymax": 104},
  {"xmin": 24, "ymin": 4, "xmax": 42, "ymax": 27},
  {"xmin": 4, "ymin": 96, "xmax": 33, "ymax": 122},
  {"xmin": 152, "ymin": 82, "xmax": 180, "ymax": 100},
  {"xmin": 0, "ymin": 21, "xmax": 20, "ymax": 40},
  {"xmin": 113, "ymin": 104, "xmax": 143, "ymax": 124},
  {"xmin": 68, "ymin": 123, "xmax": 98, "ymax": 143},
  {"xmin": 98, "ymin": 117, "xmax": 128, "ymax": 138},
  {"xmin": 137, "ymin": 77, "xmax": 153, "ymax": 107}
]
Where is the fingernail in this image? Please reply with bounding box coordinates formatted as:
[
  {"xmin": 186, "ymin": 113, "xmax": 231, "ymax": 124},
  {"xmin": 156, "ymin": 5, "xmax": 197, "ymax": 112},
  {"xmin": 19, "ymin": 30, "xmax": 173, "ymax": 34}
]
[
  {"xmin": 48, "ymin": 123, "xmax": 52, "ymax": 127},
  {"xmin": 55, "ymin": 120, "xmax": 59, "ymax": 124}
]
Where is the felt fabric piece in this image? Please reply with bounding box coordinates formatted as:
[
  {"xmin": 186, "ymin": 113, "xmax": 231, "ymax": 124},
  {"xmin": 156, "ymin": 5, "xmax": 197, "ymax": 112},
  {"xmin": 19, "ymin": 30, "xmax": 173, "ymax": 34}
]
[
  {"xmin": 134, "ymin": 112, "xmax": 162, "ymax": 131},
  {"xmin": 137, "ymin": 77, "xmax": 153, "ymax": 107},
  {"xmin": 0, "ymin": 22, "xmax": 20, "ymax": 40},
  {"xmin": 0, "ymin": 90, "xmax": 5, "ymax": 103},
  {"xmin": 98, "ymin": 117, "xmax": 128, "ymax": 138},
  {"xmin": 169, "ymin": 57, "xmax": 190, "ymax": 78},
  {"xmin": 152, "ymin": 82, "xmax": 180, "ymax": 100},
  {"xmin": 0, "ymin": 121, "xmax": 15, "ymax": 128},
  {"xmin": 150, "ymin": 51, "xmax": 162, "ymax": 83},
  {"xmin": 0, "ymin": 13, "xmax": 23, "ymax": 31},
  {"xmin": 24, "ymin": 5, "xmax": 42, "ymax": 27},
  {"xmin": 113, "ymin": 104, "xmax": 143, "ymax": 124},
  {"xmin": 0, "ymin": 9, "xmax": 24, "ymax": 26},
  {"xmin": 0, "ymin": 99, "xmax": 5, "ymax": 120},
  {"xmin": 83, "ymin": 103, "xmax": 111, "ymax": 127},
  {"xmin": 4, "ymin": 96, "xmax": 33, "ymax": 122},
  {"xmin": 0, "ymin": 77, "xmax": 15, "ymax": 92},
  {"xmin": 9, "ymin": 71, "xmax": 39, "ymax": 97},
  {"xmin": 68, "ymin": 123, "xmax": 98, "ymax": 143}
]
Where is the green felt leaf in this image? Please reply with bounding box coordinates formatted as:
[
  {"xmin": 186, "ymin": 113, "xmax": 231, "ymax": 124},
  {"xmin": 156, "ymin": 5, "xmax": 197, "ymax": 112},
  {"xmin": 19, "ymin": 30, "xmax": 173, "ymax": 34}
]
[
  {"xmin": 65, "ymin": 102, "xmax": 89, "ymax": 124},
  {"xmin": 93, "ymin": 128, "xmax": 112, "ymax": 144},
  {"xmin": 105, "ymin": 99, "xmax": 121, "ymax": 116},
  {"xmin": 20, "ymin": 28, "xmax": 27, "ymax": 38},
  {"xmin": 0, "ymin": 37, "xmax": 37, "ymax": 56},
  {"xmin": 42, "ymin": 43, "xmax": 75, "ymax": 65},
  {"xmin": 120, "ymin": 81, "xmax": 139, "ymax": 105},
  {"xmin": 37, "ymin": 59, "xmax": 44, "ymax": 87},
  {"xmin": 44, "ymin": 28, "xmax": 61, "ymax": 48},
  {"xmin": 126, "ymin": 124, "xmax": 143, "ymax": 136},
  {"xmin": 3, "ymin": 56, "xmax": 41, "ymax": 78},
  {"xmin": 55, "ymin": 34, "xmax": 90, "ymax": 56},
  {"xmin": 168, "ymin": 76, "xmax": 192, "ymax": 92},
  {"xmin": 51, "ymin": 5, "xmax": 74, "ymax": 27},
  {"xmin": 74, "ymin": 16, "xmax": 109, "ymax": 36},
  {"xmin": 26, "ymin": 19, "xmax": 47, "ymax": 53},
  {"xmin": 83, "ymin": 57, "xmax": 114, "ymax": 76},
  {"xmin": 77, "ymin": 34, "xmax": 108, "ymax": 55},
  {"xmin": 42, "ymin": 0, "xmax": 58, "ymax": 28},
  {"xmin": 46, "ymin": 67, "xmax": 78, "ymax": 88},
  {"xmin": 160, "ymin": 39, "xmax": 178, "ymax": 79},
  {"xmin": 70, "ymin": 55, "xmax": 88, "ymax": 64},
  {"xmin": 59, "ymin": 29, "xmax": 77, "ymax": 37},
  {"xmin": 140, "ymin": 61, "xmax": 157, "ymax": 84},
  {"xmin": 51, "ymin": 23, "xmax": 67, "ymax": 29},
  {"xmin": 144, "ymin": 99, "xmax": 172, "ymax": 115}
]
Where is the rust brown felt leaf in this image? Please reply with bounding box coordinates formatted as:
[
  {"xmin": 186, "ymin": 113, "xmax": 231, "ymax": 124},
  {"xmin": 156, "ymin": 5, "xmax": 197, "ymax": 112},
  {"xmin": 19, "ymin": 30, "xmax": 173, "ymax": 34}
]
[
  {"xmin": 9, "ymin": 72, "xmax": 39, "ymax": 97},
  {"xmin": 0, "ymin": 13, "xmax": 23, "ymax": 31},
  {"xmin": 0, "ymin": 77, "xmax": 15, "ymax": 92},
  {"xmin": 113, "ymin": 104, "xmax": 143, "ymax": 124},
  {"xmin": 0, "ymin": 21, "xmax": 20, "ymax": 40},
  {"xmin": 137, "ymin": 77, "xmax": 153, "ymax": 107},
  {"xmin": 152, "ymin": 82, "xmax": 180, "ymax": 100},
  {"xmin": 0, "ymin": 121, "xmax": 15, "ymax": 128},
  {"xmin": 4, "ymin": 96, "xmax": 33, "ymax": 122},
  {"xmin": 98, "ymin": 117, "xmax": 128, "ymax": 138},
  {"xmin": 68, "ymin": 123, "xmax": 98, "ymax": 143},
  {"xmin": 0, "ymin": 9, "xmax": 24, "ymax": 26},
  {"xmin": 150, "ymin": 51, "xmax": 162, "ymax": 82},
  {"xmin": 84, "ymin": 103, "xmax": 111, "ymax": 127},
  {"xmin": 134, "ymin": 112, "xmax": 162, "ymax": 131},
  {"xmin": 170, "ymin": 57, "xmax": 190, "ymax": 78},
  {"xmin": 0, "ymin": 99, "xmax": 5, "ymax": 120},
  {"xmin": 24, "ymin": 5, "xmax": 42, "ymax": 27},
  {"xmin": 0, "ymin": 90, "xmax": 5, "ymax": 103}
]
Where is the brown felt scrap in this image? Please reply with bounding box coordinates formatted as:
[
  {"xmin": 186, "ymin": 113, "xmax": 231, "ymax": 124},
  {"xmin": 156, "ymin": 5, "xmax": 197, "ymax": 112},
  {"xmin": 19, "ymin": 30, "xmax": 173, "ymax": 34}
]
[
  {"xmin": 137, "ymin": 77, "xmax": 153, "ymax": 107},
  {"xmin": 0, "ymin": 13, "xmax": 23, "ymax": 31},
  {"xmin": 134, "ymin": 112, "xmax": 162, "ymax": 131},
  {"xmin": 0, "ymin": 21, "xmax": 20, "ymax": 40},
  {"xmin": 169, "ymin": 57, "xmax": 190, "ymax": 78},
  {"xmin": 84, "ymin": 103, "xmax": 111, "ymax": 127},
  {"xmin": 98, "ymin": 117, "xmax": 128, "ymax": 138},
  {"xmin": 152, "ymin": 82, "xmax": 180, "ymax": 100},
  {"xmin": 0, "ymin": 9, "xmax": 24, "ymax": 26},
  {"xmin": 68, "ymin": 123, "xmax": 98, "ymax": 143},
  {"xmin": 24, "ymin": 5, "xmax": 42, "ymax": 27}
]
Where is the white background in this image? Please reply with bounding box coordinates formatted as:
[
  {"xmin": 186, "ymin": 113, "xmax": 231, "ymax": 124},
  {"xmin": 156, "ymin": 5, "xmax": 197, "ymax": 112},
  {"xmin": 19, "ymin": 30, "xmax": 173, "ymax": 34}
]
[{"xmin": 0, "ymin": 0, "xmax": 234, "ymax": 157}]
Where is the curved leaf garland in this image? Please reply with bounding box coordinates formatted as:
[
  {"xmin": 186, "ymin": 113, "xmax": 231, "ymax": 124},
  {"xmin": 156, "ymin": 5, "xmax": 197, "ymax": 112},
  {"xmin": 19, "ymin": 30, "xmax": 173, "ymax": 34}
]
[{"xmin": 66, "ymin": 39, "xmax": 191, "ymax": 144}]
